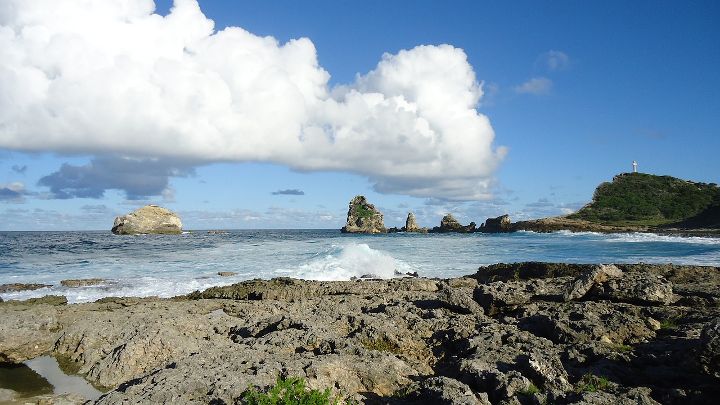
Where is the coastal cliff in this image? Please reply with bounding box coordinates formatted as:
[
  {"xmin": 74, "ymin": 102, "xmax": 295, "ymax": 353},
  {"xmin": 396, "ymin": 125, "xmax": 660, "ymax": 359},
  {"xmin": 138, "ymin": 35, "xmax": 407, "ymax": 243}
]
[
  {"xmin": 512, "ymin": 173, "xmax": 720, "ymax": 235},
  {"xmin": 0, "ymin": 263, "xmax": 718, "ymax": 404}
]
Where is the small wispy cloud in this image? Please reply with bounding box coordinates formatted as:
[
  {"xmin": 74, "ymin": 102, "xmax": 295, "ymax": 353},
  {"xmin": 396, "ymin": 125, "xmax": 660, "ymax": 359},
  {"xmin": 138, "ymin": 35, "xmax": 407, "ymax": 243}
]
[
  {"xmin": 0, "ymin": 182, "xmax": 30, "ymax": 203},
  {"xmin": 11, "ymin": 165, "xmax": 27, "ymax": 174},
  {"xmin": 515, "ymin": 77, "xmax": 553, "ymax": 95},
  {"xmin": 271, "ymin": 189, "xmax": 305, "ymax": 196},
  {"xmin": 538, "ymin": 50, "xmax": 570, "ymax": 71}
]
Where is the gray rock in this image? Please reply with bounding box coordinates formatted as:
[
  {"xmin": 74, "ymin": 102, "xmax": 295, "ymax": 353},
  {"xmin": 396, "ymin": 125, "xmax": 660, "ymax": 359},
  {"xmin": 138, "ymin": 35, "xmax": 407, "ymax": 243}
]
[
  {"xmin": 341, "ymin": 196, "xmax": 386, "ymax": 234},
  {"xmin": 60, "ymin": 278, "xmax": 105, "ymax": 287},
  {"xmin": 592, "ymin": 272, "xmax": 675, "ymax": 305},
  {"xmin": 217, "ymin": 272, "xmax": 237, "ymax": 277},
  {"xmin": 0, "ymin": 283, "xmax": 52, "ymax": 293},
  {"xmin": 405, "ymin": 212, "xmax": 427, "ymax": 233},
  {"xmin": 409, "ymin": 376, "xmax": 490, "ymax": 405},
  {"xmin": 563, "ymin": 264, "xmax": 624, "ymax": 301},
  {"xmin": 479, "ymin": 214, "xmax": 512, "ymax": 233},
  {"xmin": 438, "ymin": 285, "xmax": 484, "ymax": 315},
  {"xmin": 432, "ymin": 214, "xmax": 476, "ymax": 233},
  {"xmin": 0, "ymin": 263, "xmax": 719, "ymax": 404},
  {"xmin": 699, "ymin": 317, "xmax": 720, "ymax": 378},
  {"xmin": 112, "ymin": 205, "xmax": 183, "ymax": 235},
  {"xmin": 474, "ymin": 281, "xmax": 532, "ymax": 315}
]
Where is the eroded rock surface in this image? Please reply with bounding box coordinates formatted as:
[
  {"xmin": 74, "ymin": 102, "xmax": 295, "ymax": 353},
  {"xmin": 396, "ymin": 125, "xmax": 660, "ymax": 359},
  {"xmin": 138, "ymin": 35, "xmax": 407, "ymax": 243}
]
[
  {"xmin": 341, "ymin": 195, "xmax": 387, "ymax": 234},
  {"xmin": 432, "ymin": 214, "xmax": 476, "ymax": 233},
  {"xmin": 0, "ymin": 262, "xmax": 718, "ymax": 404},
  {"xmin": 111, "ymin": 205, "xmax": 182, "ymax": 235},
  {"xmin": 60, "ymin": 278, "xmax": 105, "ymax": 288},
  {"xmin": 404, "ymin": 212, "xmax": 428, "ymax": 233}
]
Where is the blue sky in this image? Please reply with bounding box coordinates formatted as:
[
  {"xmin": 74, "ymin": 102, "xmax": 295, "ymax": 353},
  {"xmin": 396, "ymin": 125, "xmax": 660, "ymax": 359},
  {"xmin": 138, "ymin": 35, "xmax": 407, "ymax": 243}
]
[{"xmin": 1, "ymin": 0, "xmax": 718, "ymax": 230}]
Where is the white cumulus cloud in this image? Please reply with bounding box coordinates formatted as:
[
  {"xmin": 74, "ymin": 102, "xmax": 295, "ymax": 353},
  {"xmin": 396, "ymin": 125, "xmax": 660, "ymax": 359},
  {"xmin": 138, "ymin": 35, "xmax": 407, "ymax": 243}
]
[{"xmin": 0, "ymin": 0, "xmax": 505, "ymax": 200}]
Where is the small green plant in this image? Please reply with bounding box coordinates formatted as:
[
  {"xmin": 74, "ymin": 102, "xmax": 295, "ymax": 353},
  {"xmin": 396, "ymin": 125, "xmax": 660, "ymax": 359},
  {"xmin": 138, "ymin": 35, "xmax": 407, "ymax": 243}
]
[
  {"xmin": 575, "ymin": 374, "xmax": 611, "ymax": 393},
  {"xmin": 610, "ymin": 343, "xmax": 633, "ymax": 353},
  {"xmin": 242, "ymin": 376, "xmax": 336, "ymax": 405},
  {"xmin": 518, "ymin": 382, "xmax": 541, "ymax": 396},
  {"xmin": 660, "ymin": 318, "xmax": 679, "ymax": 330},
  {"xmin": 360, "ymin": 336, "xmax": 401, "ymax": 354},
  {"xmin": 354, "ymin": 205, "xmax": 374, "ymax": 220}
]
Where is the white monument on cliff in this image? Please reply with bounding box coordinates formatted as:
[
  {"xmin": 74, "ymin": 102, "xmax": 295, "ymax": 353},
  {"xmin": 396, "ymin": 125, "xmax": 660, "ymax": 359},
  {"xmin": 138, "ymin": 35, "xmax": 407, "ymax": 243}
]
[{"xmin": 632, "ymin": 160, "xmax": 638, "ymax": 173}]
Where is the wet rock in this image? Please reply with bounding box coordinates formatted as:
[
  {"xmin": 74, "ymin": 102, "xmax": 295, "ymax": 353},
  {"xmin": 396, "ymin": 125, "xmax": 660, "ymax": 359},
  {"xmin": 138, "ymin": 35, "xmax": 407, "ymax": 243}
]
[
  {"xmin": 563, "ymin": 264, "xmax": 624, "ymax": 301},
  {"xmin": 0, "ymin": 283, "xmax": 52, "ymax": 293},
  {"xmin": 699, "ymin": 317, "xmax": 720, "ymax": 378},
  {"xmin": 60, "ymin": 278, "xmax": 105, "ymax": 287},
  {"xmin": 475, "ymin": 262, "xmax": 591, "ymax": 283},
  {"xmin": 0, "ymin": 302, "xmax": 63, "ymax": 362},
  {"xmin": 478, "ymin": 214, "xmax": 512, "ymax": 233},
  {"xmin": 217, "ymin": 272, "xmax": 237, "ymax": 277},
  {"xmin": 0, "ymin": 388, "xmax": 16, "ymax": 402},
  {"xmin": 341, "ymin": 195, "xmax": 386, "ymax": 234},
  {"xmin": 112, "ymin": 205, "xmax": 183, "ymax": 235}
]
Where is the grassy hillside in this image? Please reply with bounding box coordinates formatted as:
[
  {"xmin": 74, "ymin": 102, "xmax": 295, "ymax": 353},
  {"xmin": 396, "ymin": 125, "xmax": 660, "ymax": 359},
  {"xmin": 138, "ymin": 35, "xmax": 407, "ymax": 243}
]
[{"xmin": 567, "ymin": 173, "xmax": 720, "ymax": 227}]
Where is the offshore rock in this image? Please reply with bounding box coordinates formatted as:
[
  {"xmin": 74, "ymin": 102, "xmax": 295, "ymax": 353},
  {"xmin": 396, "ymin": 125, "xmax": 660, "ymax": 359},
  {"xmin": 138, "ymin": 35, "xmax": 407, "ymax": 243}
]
[
  {"xmin": 341, "ymin": 196, "xmax": 386, "ymax": 234},
  {"xmin": 478, "ymin": 214, "xmax": 512, "ymax": 233},
  {"xmin": 432, "ymin": 214, "xmax": 476, "ymax": 233},
  {"xmin": 0, "ymin": 283, "xmax": 52, "ymax": 293},
  {"xmin": 404, "ymin": 212, "xmax": 428, "ymax": 233},
  {"xmin": 60, "ymin": 278, "xmax": 105, "ymax": 288},
  {"xmin": 111, "ymin": 205, "xmax": 182, "ymax": 235}
]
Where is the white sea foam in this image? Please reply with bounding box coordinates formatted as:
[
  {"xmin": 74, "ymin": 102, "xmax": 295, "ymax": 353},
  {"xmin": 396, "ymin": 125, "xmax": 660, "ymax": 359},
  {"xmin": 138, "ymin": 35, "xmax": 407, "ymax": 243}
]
[
  {"xmin": 605, "ymin": 233, "xmax": 720, "ymax": 245},
  {"xmin": 1, "ymin": 276, "xmax": 241, "ymax": 304},
  {"xmin": 283, "ymin": 243, "xmax": 414, "ymax": 281}
]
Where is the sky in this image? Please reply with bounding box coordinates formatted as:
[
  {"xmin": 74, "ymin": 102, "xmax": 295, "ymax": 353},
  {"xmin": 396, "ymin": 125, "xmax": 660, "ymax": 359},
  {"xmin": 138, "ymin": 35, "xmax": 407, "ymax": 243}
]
[{"xmin": 1, "ymin": 0, "xmax": 718, "ymax": 230}]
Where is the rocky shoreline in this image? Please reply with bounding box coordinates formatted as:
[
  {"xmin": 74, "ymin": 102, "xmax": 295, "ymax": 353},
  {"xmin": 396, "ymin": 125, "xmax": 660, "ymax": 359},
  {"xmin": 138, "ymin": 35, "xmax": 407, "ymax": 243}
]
[{"xmin": 1, "ymin": 262, "xmax": 719, "ymax": 404}]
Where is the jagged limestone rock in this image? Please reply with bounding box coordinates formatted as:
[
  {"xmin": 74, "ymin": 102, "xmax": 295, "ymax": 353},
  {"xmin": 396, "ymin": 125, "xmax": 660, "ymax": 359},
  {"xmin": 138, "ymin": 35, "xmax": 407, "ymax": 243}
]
[
  {"xmin": 479, "ymin": 214, "xmax": 512, "ymax": 233},
  {"xmin": 60, "ymin": 278, "xmax": 105, "ymax": 288},
  {"xmin": 405, "ymin": 212, "xmax": 428, "ymax": 233},
  {"xmin": 432, "ymin": 214, "xmax": 476, "ymax": 233},
  {"xmin": 341, "ymin": 196, "xmax": 386, "ymax": 234},
  {"xmin": 111, "ymin": 205, "xmax": 183, "ymax": 235}
]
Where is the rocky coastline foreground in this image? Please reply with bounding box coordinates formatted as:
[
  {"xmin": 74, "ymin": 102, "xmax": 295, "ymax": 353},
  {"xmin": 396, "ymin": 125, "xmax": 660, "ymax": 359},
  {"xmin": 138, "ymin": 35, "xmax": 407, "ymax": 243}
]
[{"xmin": 1, "ymin": 262, "xmax": 719, "ymax": 404}]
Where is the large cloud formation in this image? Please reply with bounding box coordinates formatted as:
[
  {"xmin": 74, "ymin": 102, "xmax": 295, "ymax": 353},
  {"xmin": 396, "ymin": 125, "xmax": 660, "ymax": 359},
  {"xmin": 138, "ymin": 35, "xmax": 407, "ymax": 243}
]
[{"xmin": 0, "ymin": 0, "xmax": 505, "ymax": 200}]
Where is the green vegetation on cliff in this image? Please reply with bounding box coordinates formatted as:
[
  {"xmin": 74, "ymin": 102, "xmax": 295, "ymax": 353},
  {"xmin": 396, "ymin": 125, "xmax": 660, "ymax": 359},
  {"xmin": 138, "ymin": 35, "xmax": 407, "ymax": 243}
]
[{"xmin": 567, "ymin": 173, "xmax": 720, "ymax": 227}]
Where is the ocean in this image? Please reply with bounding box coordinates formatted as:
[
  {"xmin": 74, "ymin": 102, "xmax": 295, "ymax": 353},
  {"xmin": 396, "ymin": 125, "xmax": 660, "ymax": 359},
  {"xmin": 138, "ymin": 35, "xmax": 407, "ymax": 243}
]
[{"xmin": 1, "ymin": 229, "xmax": 719, "ymax": 303}]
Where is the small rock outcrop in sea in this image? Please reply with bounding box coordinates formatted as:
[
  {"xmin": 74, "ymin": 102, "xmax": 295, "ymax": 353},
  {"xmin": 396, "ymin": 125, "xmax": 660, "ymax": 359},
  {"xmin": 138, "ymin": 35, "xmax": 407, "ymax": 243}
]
[
  {"xmin": 0, "ymin": 283, "xmax": 52, "ymax": 293},
  {"xmin": 431, "ymin": 214, "xmax": 476, "ymax": 233},
  {"xmin": 217, "ymin": 272, "xmax": 237, "ymax": 277},
  {"xmin": 341, "ymin": 196, "xmax": 386, "ymax": 234},
  {"xmin": 404, "ymin": 212, "xmax": 428, "ymax": 233},
  {"xmin": 478, "ymin": 214, "xmax": 512, "ymax": 233},
  {"xmin": 111, "ymin": 205, "xmax": 183, "ymax": 235},
  {"xmin": 60, "ymin": 278, "xmax": 105, "ymax": 288}
]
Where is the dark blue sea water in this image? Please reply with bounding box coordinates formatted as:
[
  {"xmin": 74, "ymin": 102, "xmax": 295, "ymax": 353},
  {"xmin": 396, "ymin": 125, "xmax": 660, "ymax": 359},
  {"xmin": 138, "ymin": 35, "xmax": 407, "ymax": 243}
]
[{"xmin": 1, "ymin": 229, "xmax": 719, "ymax": 303}]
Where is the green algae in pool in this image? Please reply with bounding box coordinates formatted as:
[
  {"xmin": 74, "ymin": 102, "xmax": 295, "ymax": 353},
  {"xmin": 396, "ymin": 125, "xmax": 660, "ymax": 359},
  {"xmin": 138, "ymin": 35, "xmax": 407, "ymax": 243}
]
[
  {"xmin": 0, "ymin": 356, "xmax": 102, "ymax": 401},
  {"xmin": 0, "ymin": 362, "xmax": 53, "ymax": 398}
]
